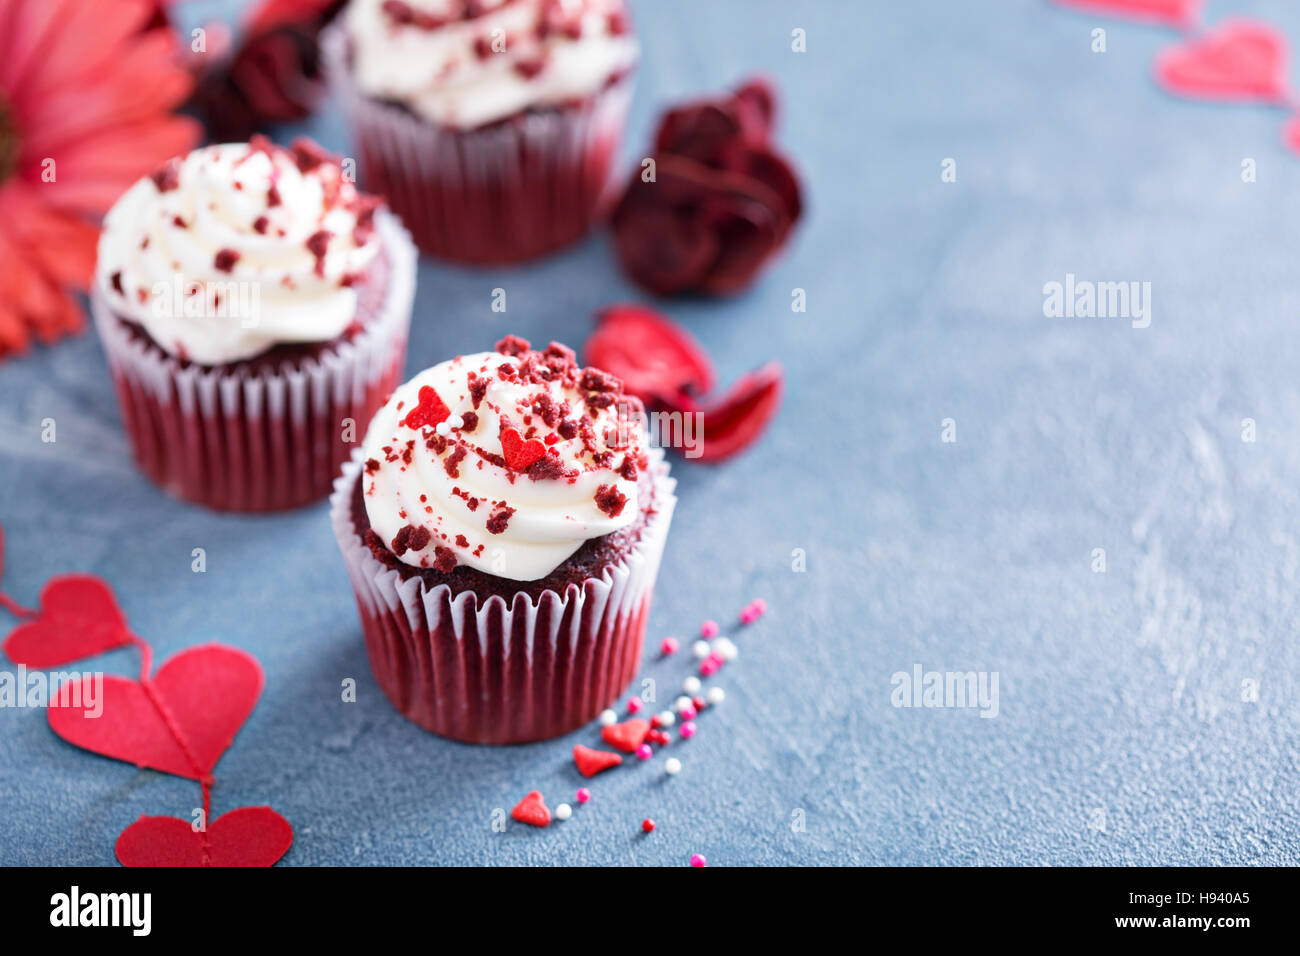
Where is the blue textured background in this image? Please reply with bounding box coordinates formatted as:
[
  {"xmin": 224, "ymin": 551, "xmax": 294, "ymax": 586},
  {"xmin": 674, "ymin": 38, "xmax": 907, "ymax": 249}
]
[{"xmin": 3, "ymin": 0, "xmax": 1300, "ymax": 865}]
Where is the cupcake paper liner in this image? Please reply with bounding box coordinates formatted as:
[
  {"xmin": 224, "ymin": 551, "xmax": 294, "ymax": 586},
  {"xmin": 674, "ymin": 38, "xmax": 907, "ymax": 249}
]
[
  {"xmin": 330, "ymin": 447, "xmax": 677, "ymax": 744},
  {"xmin": 92, "ymin": 210, "xmax": 416, "ymax": 512},
  {"xmin": 322, "ymin": 26, "xmax": 633, "ymax": 265}
]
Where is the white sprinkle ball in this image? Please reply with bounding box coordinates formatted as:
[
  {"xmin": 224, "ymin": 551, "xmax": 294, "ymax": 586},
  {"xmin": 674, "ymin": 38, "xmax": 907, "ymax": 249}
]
[
  {"xmin": 658, "ymin": 710, "xmax": 676, "ymax": 727},
  {"xmin": 692, "ymin": 640, "xmax": 711, "ymax": 659},
  {"xmin": 555, "ymin": 803, "xmax": 572, "ymax": 821},
  {"xmin": 682, "ymin": 676, "xmax": 702, "ymax": 694},
  {"xmin": 714, "ymin": 637, "xmax": 738, "ymax": 661},
  {"xmin": 598, "ymin": 708, "xmax": 618, "ymax": 726},
  {"xmin": 706, "ymin": 686, "xmax": 726, "ymax": 705},
  {"xmin": 665, "ymin": 758, "xmax": 682, "ymax": 775}
]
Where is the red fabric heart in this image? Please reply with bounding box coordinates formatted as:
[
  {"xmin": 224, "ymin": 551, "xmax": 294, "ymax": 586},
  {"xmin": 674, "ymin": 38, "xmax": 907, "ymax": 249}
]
[
  {"xmin": 116, "ymin": 806, "xmax": 293, "ymax": 867},
  {"xmin": 47, "ymin": 644, "xmax": 263, "ymax": 780},
  {"xmin": 500, "ymin": 426, "xmax": 547, "ymax": 471},
  {"xmin": 1052, "ymin": 0, "xmax": 1200, "ymax": 28},
  {"xmin": 1155, "ymin": 20, "xmax": 1289, "ymax": 103},
  {"xmin": 511, "ymin": 790, "xmax": 551, "ymax": 827},
  {"xmin": 401, "ymin": 385, "xmax": 451, "ymax": 431},
  {"xmin": 601, "ymin": 717, "xmax": 650, "ymax": 753},
  {"xmin": 0, "ymin": 526, "xmax": 32, "ymax": 618},
  {"xmin": 3, "ymin": 574, "xmax": 132, "ymax": 667},
  {"xmin": 573, "ymin": 744, "xmax": 623, "ymax": 778}
]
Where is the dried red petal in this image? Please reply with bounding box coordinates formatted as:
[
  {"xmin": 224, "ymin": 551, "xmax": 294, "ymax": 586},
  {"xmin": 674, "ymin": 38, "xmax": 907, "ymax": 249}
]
[
  {"xmin": 667, "ymin": 361, "xmax": 783, "ymax": 462},
  {"xmin": 585, "ymin": 304, "xmax": 714, "ymax": 403}
]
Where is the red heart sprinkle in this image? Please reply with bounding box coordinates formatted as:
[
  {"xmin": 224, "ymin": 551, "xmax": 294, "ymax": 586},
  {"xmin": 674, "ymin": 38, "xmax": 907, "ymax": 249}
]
[
  {"xmin": 601, "ymin": 717, "xmax": 650, "ymax": 753},
  {"xmin": 1154, "ymin": 19, "xmax": 1289, "ymax": 104},
  {"xmin": 3, "ymin": 574, "xmax": 132, "ymax": 667},
  {"xmin": 115, "ymin": 806, "xmax": 293, "ymax": 867},
  {"xmin": 47, "ymin": 644, "xmax": 263, "ymax": 780},
  {"xmin": 401, "ymin": 385, "xmax": 451, "ymax": 430},
  {"xmin": 500, "ymin": 426, "xmax": 547, "ymax": 471},
  {"xmin": 1052, "ymin": 0, "xmax": 1200, "ymax": 28},
  {"xmin": 573, "ymin": 744, "xmax": 623, "ymax": 778},
  {"xmin": 511, "ymin": 790, "xmax": 551, "ymax": 827}
]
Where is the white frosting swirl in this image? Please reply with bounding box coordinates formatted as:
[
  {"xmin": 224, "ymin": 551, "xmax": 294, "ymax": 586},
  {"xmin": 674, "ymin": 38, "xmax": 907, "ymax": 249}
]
[
  {"xmin": 96, "ymin": 141, "xmax": 382, "ymax": 365},
  {"xmin": 360, "ymin": 343, "xmax": 646, "ymax": 581},
  {"xmin": 343, "ymin": 0, "xmax": 637, "ymax": 128}
]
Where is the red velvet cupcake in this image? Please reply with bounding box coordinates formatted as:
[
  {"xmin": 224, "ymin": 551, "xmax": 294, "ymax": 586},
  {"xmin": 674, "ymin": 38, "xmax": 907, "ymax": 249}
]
[
  {"xmin": 92, "ymin": 137, "xmax": 416, "ymax": 511},
  {"xmin": 322, "ymin": 0, "xmax": 637, "ymax": 264},
  {"xmin": 329, "ymin": 336, "xmax": 676, "ymax": 743}
]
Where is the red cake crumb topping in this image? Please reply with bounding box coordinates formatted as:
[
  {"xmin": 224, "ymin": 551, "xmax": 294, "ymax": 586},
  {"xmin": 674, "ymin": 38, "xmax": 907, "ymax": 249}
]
[
  {"xmin": 486, "ymin": 504, "xmax": 515, "ymax": 534},
  {"xmin": 391, "ymin": 524, "xmax": 431, "ymax": 556},
  {"xmin": 252, "ymin": 215, "xmax": 269, "ymax": 234},
  {"xmin": 214, "ymin": 248, "xmax": 240, "ymax": 272},
  {"xmin": 594, "ymin": 484, "xmax": 628, "ymax": 517},
  {"xmin": 149, "ymin": 158, "xmax": 181, "ymax": 192}
]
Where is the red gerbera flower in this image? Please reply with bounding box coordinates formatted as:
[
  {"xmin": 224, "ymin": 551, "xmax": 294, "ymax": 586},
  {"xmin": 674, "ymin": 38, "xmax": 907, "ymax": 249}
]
[{"xmin": 0, "ymin": 0, "xmax": 199, "ymax": 358}]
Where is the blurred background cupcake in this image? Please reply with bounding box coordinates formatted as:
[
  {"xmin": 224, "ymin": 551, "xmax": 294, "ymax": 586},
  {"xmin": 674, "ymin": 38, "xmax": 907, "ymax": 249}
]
[
  {"xmin": 330, "ymin": 335, "xmax": 675, "ymax": 744},
  {"xmin": 92, "ymin": 137, "xmax": 416, "ymax": 512},
  {"xmin": 323, "ymin": 0, "xmax": 637, "ymax": 265}
]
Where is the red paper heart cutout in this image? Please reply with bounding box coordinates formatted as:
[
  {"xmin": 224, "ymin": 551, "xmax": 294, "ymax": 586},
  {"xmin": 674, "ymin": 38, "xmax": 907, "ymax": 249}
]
[
  {"xmin": 1052, "ymin": 0, "xmax": 1200, "ymax": 28},
  {"xmin": 401, "ymin": 385, "xmax": 451, "ymax": 431},
  {"xmin": 116, "ymin": 806, "xmax": 293, "ymax": 867},
  {"xmin": 48, "ymin": 644, "xmax": 263, "ymax": 779},
  {"xmin": 1155, "ymin": 20, "xmax": 1289, "ymax": 103},
  {"xmin": 500, "ymin": 426, "xmax": 547, "ymax": 471},
  {"xmin": 601, "ymin": 717, "xmax": 650, "ymax": 753},
  {"xmin": 511, "ymin": 790, "xmax": 550, "ymax": 827},
  {"xmin": 573, "ymin": 744, "xmax": 623, "ymax": 778},
  {"xmin": 3, "ymin": 574, "xmax": 132, "ymax": 667}
]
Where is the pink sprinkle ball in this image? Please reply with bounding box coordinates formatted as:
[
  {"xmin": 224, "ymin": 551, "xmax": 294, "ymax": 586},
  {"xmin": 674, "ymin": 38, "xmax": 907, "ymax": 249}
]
[
  {"xmin": 627, "ymin": 697, "xmax": 643, "ymax": 714},
  {"xmin": 699, "ymin": 658, "xmax": 720, "ymax": 677},
  {"xmin": 636, "ymin": 744, "xmax": 653, "ymax": 760},
  {"xmin": 681, "ymin": 721, "xmax": 697, "ymax": 739},
  {"xmin": 740, "ymin": 599, "xmax": 767, "ymax": 623},
  {"xmin": 700, "ymin": 620, "xmax": 719, "ymax": 639},
  {"xmin": 679, "ymin": 704, "xmax": 697, "ymax": 721},
  {"xmin": 659, "ymin": 636, "xmax": 679, "ymax": 655},
  {"xmin": 690, "ymin": 853, "xmax": 707, "ymax": 867},
  {"xmin": 576, "ymin": 788, "xmax": 591, "ymax": 804}
]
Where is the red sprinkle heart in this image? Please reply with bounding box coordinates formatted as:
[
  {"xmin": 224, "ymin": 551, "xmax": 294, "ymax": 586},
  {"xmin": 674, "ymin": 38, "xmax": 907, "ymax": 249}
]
[
  {"xmin": 3, "ymin": 574, "xmax": 132, "ymax": 668},
  {"xmin": 1154, "ymin": 20, "xmax": 1289, "ymax": 103},
  {"xmin": 586, "ymin": 304, "xmax": 715, "ymax": 403},
  {"xmin": 573, "ymin": 744, "xmax": 623, "ymax": 778},
  {"xmin": 500, "ymin": 426, "xmax": 547, "ymax": 471},
  {"xmin": 601, "ymin": 717, "xmax": 650, "ymax": 754},
  {"xmin": 511, "ymin": 790, "xmax": 551, "ymax": 827},
  {"xmin": 1052, "ymin": 0, "xmax": 1200, "ymax": 28},
  {"xmin": 116, "ymin": 806, "xmax": 293, "ymax": 867},
  {"xmin": 47, "ymin": 644, "xmax": 263, "ymax": 780},
  {"xmin": 401, "ymin": 385, "xmax": 451, "ymax": 431}
]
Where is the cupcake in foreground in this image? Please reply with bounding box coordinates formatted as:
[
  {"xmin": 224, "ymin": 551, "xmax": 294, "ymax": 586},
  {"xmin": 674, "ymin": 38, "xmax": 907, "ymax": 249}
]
[
  {"xmin": 330, "ymin": 335, "xmax": 676, "ymax": 744},
  {"xmin": 92, "ymin": 137, "xmax": 417, "ymax": 511},
  {"xmin": 322, "ymin": 0, "xmax": 637, "ymax": 264}
]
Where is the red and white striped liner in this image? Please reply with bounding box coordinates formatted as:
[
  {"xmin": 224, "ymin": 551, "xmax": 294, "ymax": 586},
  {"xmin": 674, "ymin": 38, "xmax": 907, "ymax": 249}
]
[
  {"xmin": 91, "ymin": 210, "xmax": 416, "ymax": 512},
  {"xmin": 321, "ymin": 25, "xmax": 633, "ymax": 265},
  {"xmin": 329, "ymin": 446, "xmax": 676, "ymax": 745}
]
